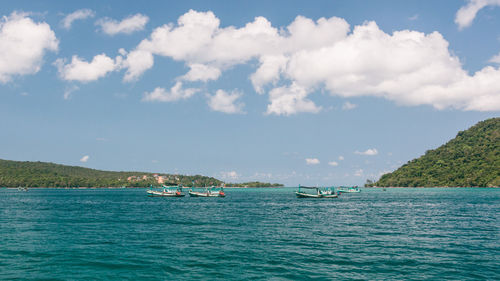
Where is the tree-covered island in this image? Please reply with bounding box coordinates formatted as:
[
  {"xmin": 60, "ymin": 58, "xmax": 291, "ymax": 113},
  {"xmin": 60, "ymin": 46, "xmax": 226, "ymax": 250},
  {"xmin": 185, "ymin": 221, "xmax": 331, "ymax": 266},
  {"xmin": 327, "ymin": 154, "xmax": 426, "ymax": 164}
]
[{"xmin": 366, "ymin": 117, "xmax": 499, "ymax": 187}]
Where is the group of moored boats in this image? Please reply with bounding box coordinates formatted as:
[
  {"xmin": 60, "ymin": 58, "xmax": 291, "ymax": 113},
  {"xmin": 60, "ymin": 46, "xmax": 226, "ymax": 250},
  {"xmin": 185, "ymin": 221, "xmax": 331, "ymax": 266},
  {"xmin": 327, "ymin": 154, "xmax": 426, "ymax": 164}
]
[
  {"xmin": 148, "ymin": 184, "xmax": 360, "ymax": 198},
  {"xmin": 295, "ymin": 185, "xmax": 360, "ymax": 198},
  {"xmin": 147, "ymin": 185, "xmax": 225, "ymax": 197}
]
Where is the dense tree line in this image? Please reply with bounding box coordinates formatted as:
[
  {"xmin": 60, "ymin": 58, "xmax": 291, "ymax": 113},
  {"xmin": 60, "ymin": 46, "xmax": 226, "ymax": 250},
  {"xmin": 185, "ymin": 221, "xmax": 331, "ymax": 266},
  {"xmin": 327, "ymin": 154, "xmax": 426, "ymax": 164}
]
[
  {"xmin": 368, "ymin": 118, "xmax": 499, "ymax": 187},
  {"xmin": 225, "ymin": 181, "xmax": 284, "ymax": 187},
  {"xmin": 0, "ymin": 160, "xmax": 222, "ymax": 188}
]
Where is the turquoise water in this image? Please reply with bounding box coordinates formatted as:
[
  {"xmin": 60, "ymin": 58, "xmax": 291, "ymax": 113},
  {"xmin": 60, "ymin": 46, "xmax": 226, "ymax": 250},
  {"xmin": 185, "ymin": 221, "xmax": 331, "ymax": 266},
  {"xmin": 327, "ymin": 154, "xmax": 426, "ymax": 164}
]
[{"xmin": 1, "ymin": 188, "xmax": 499, "ymax": 280}]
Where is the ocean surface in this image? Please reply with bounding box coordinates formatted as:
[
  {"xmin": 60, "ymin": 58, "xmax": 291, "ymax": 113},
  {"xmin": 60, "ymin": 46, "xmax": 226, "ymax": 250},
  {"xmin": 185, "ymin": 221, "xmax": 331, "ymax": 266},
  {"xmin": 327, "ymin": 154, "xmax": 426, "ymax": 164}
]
[{"xmin": 0, "ymin": 187, "xmax": 499, "ymax": 280}]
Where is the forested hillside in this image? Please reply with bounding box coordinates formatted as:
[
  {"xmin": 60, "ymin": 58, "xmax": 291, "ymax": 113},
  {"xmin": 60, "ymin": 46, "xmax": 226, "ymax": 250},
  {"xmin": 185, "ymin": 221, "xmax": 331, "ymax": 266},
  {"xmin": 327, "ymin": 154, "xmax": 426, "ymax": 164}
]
[
  {"xmin": 0, "ymin": 159, "xmax": 222, "ymax": 187},
  {"xmin": 371, "ymin": 118, "xmax": 499, "ymax": 187}
]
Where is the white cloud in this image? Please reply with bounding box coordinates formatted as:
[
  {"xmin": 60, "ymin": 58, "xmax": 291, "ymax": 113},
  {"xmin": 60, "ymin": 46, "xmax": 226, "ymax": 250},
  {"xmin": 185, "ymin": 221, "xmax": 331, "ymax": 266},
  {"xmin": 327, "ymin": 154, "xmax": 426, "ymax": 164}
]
[
  {"xmin": 328, "ymin": 161, "xmax": 339, "ymax": 166},
  {"xmin": 490, "ymin": 52, "xmax": 500, "ymax": 64},
  {"xmin": 0, "ymin": 12, "xmax": 58, "ymax": 83},
  {"xmin": 354, "ymin": 169, "xmax": 363, "ymax": 177},
  {"xmin": 123, "ymin": 49, "xmax": 154, "ymax": 81},
  {"xmin": 61, "ymin": 9, "xmax": 95, "ymax": 30},
  {"xmin": 80, "ymin": 155, "xmax": 89, "ymax": 162},
  {"xmin": 142, "ymin": 81, "xmax": 199, "ymax": 102},
  {"xmin": 266, "ymin": 83, "xmax": 321, "ymax": 115},
  {"xmin": 305, "ymin": 158, "xmax": 320, "ymax": 165},
  {"xmin": 220, "ymin": 171, "xmax": 239, "ymax": 180},
  {"xmin": 182, "ymin": 63, "xmax": 221, "ymax": 82},
  {"xmin": 342, "ymin": 101, "xmax": 357, "ymax": 110},
  {"xmin": 63, "ymin": 85, "xmax": 79, "ymax": 100},
  {"xmin": 251, "ymin": 55, "xmax": 288, "ymax": 94},
  {"xmin": 55, "ymin": 54, "xmax": 121, "ymax": 82},
  {"xmin": 207, "ymin": 89, "xmax": 245, "ymax": 114},
  {"xmin": 120, "ymin": 10, "xmax": 500, "ymax": 113},
  {"xmin": 338, "ymin": 156, "xmax": 344, "ymax": 160},
  {"xmin": 455, "ymin": 0, "xmax": 500, "ymax": 29},
  {"xmin": 355, "ymin": 148, "xmax": 378, "ymax": 156},
  {"xmin": 97, "ymin": 14, "xmax": 149, "ymax": 35}
]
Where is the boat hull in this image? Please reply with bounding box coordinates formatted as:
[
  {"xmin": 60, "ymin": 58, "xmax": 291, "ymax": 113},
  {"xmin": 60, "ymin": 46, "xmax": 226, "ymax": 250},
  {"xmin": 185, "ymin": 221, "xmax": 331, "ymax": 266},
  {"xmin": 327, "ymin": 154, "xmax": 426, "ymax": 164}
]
[
  {"xmin": 189, "ymin": 191, "xmax": 225, "ymax": 197},
  {"xmin": 295, "ymin": 192, "xmax": 338, "ymax": 198},
  {"xmin": 147, "ymin": 190, "xmax": 185, "ymax": 197},
  {"xmin": 338, "ymin": 190, "xmax": 360, "ymax": 193}
]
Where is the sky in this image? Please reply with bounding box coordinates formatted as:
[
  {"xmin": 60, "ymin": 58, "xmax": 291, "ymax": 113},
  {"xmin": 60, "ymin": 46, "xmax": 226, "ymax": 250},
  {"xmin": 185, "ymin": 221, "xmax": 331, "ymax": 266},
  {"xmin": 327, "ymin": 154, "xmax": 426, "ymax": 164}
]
[{"xmin": 0, "ymin": 0, "xmax": 499, "ymax": 186}]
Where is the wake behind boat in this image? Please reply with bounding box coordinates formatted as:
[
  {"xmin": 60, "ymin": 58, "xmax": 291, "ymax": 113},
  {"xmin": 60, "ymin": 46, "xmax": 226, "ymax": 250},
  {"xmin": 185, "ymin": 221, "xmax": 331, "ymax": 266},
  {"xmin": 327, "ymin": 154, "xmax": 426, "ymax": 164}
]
[
  {"xmin": 295, "ymin": 185, "xmax": 338, "ymax": 198},
  {"xmin": 147, "ymin": 185, "xmax": 185, "ymax": 197},
  {"xmin": 189, "ymin": 186, "xmax": 225, "ymax": 197}
]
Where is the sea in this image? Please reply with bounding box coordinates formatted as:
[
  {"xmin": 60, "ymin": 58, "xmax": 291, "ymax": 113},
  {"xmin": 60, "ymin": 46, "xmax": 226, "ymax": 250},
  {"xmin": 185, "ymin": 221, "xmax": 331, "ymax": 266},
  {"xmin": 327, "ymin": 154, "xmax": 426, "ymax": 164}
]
[{"xmin": 0, "ymin": 187, "xmax": 498, "ymax": 280}]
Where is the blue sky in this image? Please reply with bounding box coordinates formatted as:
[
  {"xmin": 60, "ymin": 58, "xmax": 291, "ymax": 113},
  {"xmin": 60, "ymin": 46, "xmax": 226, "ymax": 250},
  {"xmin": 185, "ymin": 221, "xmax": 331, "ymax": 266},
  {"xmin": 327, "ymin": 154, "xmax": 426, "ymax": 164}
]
[{"xmin": 0, "ymin": 0, "xmax": 499, "ymax": 185}]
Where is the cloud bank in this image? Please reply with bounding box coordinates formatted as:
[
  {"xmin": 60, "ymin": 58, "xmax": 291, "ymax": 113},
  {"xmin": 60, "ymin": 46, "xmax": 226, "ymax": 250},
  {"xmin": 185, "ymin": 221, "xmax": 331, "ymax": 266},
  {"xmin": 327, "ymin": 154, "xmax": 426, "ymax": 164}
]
[{"xmin": 118, "ymin": 10, "xmax": 500, "ymax": 114}]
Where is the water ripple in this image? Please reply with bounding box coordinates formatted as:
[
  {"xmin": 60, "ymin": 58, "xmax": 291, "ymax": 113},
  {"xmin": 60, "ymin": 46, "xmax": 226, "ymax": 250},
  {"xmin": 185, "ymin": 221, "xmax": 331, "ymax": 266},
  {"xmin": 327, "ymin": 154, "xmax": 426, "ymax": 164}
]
[{"xmin": 0, "ymin": 188, "xmax": 499, "ymax": 280}]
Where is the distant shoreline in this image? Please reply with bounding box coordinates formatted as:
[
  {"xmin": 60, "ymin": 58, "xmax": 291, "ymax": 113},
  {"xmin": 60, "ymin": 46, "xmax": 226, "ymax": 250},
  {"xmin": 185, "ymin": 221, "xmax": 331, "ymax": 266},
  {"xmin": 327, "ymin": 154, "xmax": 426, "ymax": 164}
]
[
  {"xmin": 366, "ymin": 186, "xmax": 499, "ymax": 188},
  {"xmin": 3, "ymin": 186, "xmax": 286, "ymax": 189},
  {"xmin": 3, "ymin": 186, "xmax": 498, "ymax": 189}
]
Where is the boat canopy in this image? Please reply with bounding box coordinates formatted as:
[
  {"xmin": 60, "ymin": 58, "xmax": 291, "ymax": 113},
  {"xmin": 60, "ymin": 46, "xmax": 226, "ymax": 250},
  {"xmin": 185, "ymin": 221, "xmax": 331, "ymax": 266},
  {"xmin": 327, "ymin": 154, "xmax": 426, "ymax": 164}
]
[{"xmin": 298, "ymin": 185, "xmax": 318, "ymax": 189}]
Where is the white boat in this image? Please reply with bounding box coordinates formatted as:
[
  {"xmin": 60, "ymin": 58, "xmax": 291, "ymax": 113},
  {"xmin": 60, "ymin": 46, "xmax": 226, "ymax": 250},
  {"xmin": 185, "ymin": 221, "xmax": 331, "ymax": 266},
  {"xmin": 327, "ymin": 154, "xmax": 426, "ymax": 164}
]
[
  {"xmin": 337, "ymin": 186, "xmax": 361, "ymax": 193},
  {"xmin": 295, "ymin": 185, "xmax": 338, "ymax": 198},
  {"xmin": 147, "ymin": 185, "xmax": 185, "ymax": 197},
  {"xmin": 188, "ymin": 186, "xmax": 225, "ymax": 197}
]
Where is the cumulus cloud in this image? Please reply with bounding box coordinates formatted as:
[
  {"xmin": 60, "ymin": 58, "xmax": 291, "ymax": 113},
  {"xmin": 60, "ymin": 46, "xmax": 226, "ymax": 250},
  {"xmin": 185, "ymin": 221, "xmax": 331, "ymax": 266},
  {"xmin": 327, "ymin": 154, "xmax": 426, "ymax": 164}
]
[
  {"xmin": 121, "ymin": 10, "xmax": 500, "ymax": 113},
  {"xmin": 455, "ymin": 0, "xmax": 500, "ymax": 29},
  {"xmin": 305, "ymin": 158, "xmax": 320, "ymax": 165},
  {"xmin": 182, "ymin": 63, "xmax": 221, "ymax": 82},
  {"xmin": 61, "ymin": 9, "xmax": 95, "ymax": 30},
  {"xmin": 80, "ymin": 155, "xmax": 89, "ymax": 162},
  {"xmin": 355, "ymin": 148, "xmax": 378, "ymax": 156},
  {"xmin": 207, "ymin": 89, "xmax": 245, "ymax": 114},
  {"xmin": 342, "ymin": 101, "xmax": 357, "ymax": 110},
  {"xmin": 123, "ymin": 50, "xmax": 154, "ymax": 82},
  {"xmin": 96, "ymin": 13, "xmax": 149, "ymax": 35},
  {"xmin": 328, "ymin": 161, "xmax": 339, "ymax": 166},
  {"xmin": 142, "ymin": 81, "xmax": 199, "ymax": 102},
  {"xmin": 338, "ymin": 156, "xmax": 345, "ymax": 161},
  {"xmin": 0, "ymin": 12, "xmax": 58, "ymax": 83},
  {"xmin": 266, "ymin": 83, "xmax": 321, "ymax": 115},
  {"xmin": 55, "ymin": 54, "xmax": 122, "ymax": 82}
]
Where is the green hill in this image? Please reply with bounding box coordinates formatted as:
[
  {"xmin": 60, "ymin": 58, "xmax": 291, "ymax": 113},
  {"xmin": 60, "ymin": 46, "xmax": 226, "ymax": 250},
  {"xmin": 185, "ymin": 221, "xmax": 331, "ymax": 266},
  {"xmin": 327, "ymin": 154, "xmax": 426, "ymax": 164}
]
[
  {"xmin": 372, "ymin": 117, "xmax": 500, "ymax": 187},
  {"xmin": 0, "ymin": 159, "xmax": 223, "ymax": 188}
]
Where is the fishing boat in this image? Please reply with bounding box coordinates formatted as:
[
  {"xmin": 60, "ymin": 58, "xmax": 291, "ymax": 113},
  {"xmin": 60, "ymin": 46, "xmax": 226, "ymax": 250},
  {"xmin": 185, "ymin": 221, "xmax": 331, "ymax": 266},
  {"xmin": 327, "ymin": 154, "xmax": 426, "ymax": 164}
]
[
  {"xmin": 17, "ymin": 186, "xmax": 29, "ymax": 192},
  {"xmin": 337, "ymin": 186, "xmax": 361, "ymax": 193},
  {"xmin": 188, "ymin": 186, "xmax": 225, "ymax": 197},
  {"xmin": 295, "ymin": 185, "xmax": 338, "ymax": 198},
  {"xmin": 147, "ymin": 185, "xmax": 185, "ymax": 197}
]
